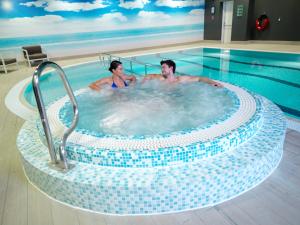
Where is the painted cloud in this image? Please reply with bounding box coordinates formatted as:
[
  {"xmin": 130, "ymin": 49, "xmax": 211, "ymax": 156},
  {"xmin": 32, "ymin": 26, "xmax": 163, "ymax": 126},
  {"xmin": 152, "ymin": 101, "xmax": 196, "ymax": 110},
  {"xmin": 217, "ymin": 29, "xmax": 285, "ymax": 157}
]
[
  {"xmin": 0, "ymin": 0, "xmax": 204, "ymax": 38},
  {"xmin": 96, "ymin": 12, "xmax": 128, "ymax": 23},
  {"xmin": 20, "ymin": 0, "xmax": 109, "ymax": 12},
  {"xmin": 119, "ymin": 0, "xmax": 150, "ymax": 9},
  {"xmin": 155, "ymin": 0, "xmax": 204, "ymax": 8},
  {"xmin": 138, "ymin": 11, "xmax": 171, "ymax": 20}
]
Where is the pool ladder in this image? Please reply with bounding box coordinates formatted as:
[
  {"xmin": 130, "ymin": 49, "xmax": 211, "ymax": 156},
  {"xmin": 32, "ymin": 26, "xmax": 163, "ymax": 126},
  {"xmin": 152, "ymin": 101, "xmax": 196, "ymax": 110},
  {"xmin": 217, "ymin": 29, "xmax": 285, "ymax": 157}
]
[
  {"xmin": 32, "ymin": 61, "xmax": 79, "ymax": 171},
  {"xmin": 99, "ymin": 52, "xmax": 160, "ymax": 75},
  {"xmin": 99, "ymin": 52, "xmax": 188, "ymax": 76}
]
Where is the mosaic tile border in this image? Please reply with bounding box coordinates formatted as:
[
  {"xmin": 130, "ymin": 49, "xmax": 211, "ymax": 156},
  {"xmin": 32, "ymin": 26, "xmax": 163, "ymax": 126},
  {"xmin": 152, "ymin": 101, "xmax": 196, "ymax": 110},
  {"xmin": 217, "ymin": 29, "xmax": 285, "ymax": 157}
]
[
  {"xmin": 45, "ymin": 82, "xmax": 256, "ymax": 151},
  {"xmin": 33, "ymin": 82, "xmax": 264, "ymax": 167},
  {"xmin": 17, "ymin": 95, "xmax": 286, "ymax": 215},
  {"xmin": 57, "ymin": 95, "xmax": 262, "ymax": 167}
]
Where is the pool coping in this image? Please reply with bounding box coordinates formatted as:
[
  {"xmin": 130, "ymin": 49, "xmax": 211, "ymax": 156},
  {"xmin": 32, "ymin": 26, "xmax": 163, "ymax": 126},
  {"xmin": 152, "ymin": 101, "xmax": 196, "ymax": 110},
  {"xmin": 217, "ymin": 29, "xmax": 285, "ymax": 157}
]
[
  {"xmin": 45, "ymin": 82, "xmax": 253, "ymax": 148},
  {"xmin": 30, "ymin": 82, "xmax": 265, "ymax": 168}
]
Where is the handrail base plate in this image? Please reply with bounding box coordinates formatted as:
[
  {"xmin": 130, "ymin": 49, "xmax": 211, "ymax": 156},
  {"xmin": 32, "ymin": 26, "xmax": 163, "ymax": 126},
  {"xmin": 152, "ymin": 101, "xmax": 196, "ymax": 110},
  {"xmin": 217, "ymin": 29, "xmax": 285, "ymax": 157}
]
[{"xmin": 48, "ymin": 161, "xmax": 75, "ymax": 173}]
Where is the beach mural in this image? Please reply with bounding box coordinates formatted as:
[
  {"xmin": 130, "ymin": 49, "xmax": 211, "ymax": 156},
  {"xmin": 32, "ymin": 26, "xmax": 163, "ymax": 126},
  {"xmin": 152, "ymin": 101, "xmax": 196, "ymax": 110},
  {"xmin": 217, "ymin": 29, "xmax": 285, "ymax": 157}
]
[{"xmin": 0, "ymin": 0, "xmax": 205, "ymax": 58}]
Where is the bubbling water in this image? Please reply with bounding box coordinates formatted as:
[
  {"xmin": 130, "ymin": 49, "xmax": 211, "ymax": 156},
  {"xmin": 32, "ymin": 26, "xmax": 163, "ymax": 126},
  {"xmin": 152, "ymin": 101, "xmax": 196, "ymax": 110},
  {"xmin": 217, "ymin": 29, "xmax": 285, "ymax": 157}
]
[{"xmin": 61, "ymin": 80, "xmax": 236, "ymax": 136}]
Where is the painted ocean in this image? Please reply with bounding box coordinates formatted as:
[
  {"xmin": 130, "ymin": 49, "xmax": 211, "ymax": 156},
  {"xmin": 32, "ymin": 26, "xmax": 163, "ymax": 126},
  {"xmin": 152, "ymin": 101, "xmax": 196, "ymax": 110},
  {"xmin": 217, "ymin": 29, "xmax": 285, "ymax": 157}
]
[{"xmin": 0, "ymin": 24, "xmax": 203, "ymax": 58}]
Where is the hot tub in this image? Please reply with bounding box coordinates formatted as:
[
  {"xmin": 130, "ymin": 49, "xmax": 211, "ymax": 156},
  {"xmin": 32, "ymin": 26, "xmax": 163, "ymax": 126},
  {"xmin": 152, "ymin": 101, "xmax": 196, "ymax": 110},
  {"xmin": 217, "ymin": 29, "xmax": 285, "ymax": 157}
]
[{"xmin": 7, "ymin": 48, "xmax": 287, "ymax": 214}]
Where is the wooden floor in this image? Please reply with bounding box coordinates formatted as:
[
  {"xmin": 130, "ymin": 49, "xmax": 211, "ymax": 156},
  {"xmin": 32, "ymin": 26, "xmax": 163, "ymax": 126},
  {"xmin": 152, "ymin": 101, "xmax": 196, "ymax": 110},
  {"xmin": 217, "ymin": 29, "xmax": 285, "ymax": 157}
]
[{"xmin": 1, "ymin": 42, "xmax": 300, "ymax": 225}]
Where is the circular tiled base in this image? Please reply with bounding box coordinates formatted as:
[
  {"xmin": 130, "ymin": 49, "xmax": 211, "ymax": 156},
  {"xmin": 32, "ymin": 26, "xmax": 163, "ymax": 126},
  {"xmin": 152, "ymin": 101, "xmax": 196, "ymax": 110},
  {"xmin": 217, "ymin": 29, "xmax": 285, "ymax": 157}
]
[
  {"xmin": 36, "ymin": 82, "xmax": 264, "ymax": 167},
  {"xmin": 17, "ymin": 96, "xmax": 286, "ymax": 214}
]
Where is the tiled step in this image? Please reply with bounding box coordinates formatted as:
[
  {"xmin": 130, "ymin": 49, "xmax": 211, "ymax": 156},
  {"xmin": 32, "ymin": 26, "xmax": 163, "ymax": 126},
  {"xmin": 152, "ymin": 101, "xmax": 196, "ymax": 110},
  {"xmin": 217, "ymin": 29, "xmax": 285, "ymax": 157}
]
[{"xmin": 17, "ymin": 96, "xmax": 286, "ymax": 214}]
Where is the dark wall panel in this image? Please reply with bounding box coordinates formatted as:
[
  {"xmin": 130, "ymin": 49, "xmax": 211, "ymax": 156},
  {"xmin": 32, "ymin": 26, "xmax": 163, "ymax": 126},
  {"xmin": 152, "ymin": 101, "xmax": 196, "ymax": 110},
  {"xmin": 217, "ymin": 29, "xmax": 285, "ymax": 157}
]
[
  {"xmin": 204, "ymin": 0, "xmax": 300, "ymax": 41},
  {"xmin": 252, "ymin": 0, "xmax": 300, "ymax": 41},
  {"xmin": 204, "ymin": 0, "xmax": 223, "ymax": 40},
  {"xmin": 231, "ymin": 0, "xmax": 254, "ymax": 41}
]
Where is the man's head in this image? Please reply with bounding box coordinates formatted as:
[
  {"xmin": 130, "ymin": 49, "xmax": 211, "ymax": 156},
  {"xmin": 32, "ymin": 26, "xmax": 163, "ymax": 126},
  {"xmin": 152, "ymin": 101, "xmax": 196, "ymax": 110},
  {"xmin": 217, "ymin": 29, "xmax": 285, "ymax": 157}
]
[{"xmin": 160, "ymin": 60, "xmax": 176, "ymax": 77}]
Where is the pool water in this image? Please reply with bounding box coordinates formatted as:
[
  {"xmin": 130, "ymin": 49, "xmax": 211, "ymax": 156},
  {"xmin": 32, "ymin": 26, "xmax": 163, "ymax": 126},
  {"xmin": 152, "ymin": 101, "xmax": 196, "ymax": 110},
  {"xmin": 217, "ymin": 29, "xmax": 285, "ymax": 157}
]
[
  {"xmin": 24, "ymin": 47, "xmax": 300, "ymax": 119},
  {"xmin": 59, "ymin": 81, "xmax": 235, "ymax": 136}
]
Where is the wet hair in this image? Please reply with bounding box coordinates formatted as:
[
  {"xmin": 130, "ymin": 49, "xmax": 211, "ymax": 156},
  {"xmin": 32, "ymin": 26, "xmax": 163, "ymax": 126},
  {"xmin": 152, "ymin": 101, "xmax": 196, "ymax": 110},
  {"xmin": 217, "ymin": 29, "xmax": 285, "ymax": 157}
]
[
  {"xmin": 109, "ymin": 60, "xmax": 122, "ymax": 72},
  {"xmin": 160, "ymin": 60, "xmax": 176, "ymax": 73}
]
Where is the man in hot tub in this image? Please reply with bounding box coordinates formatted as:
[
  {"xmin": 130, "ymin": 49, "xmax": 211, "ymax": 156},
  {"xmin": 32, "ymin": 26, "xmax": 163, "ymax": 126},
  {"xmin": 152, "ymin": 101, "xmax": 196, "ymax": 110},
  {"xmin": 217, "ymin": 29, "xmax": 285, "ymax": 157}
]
[{"xmin": 142, "ymin": 59, "xmax": 223, "ymax": 87}]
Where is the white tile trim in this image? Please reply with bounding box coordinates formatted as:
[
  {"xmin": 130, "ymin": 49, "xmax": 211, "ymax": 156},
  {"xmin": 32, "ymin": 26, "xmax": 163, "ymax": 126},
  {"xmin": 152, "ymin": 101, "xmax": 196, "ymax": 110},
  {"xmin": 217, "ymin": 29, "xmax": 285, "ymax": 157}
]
[{"xmin": 46, "ymin": 82, "xmax": 257, "ymax": 150}]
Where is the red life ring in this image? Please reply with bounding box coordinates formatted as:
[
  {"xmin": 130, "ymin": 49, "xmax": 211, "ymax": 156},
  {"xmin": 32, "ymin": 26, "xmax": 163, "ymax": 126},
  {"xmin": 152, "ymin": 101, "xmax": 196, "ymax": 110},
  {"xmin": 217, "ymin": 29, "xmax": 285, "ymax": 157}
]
[{"xmin": 255, "ymin": 15, "xmax": 270, "ymax": 31}]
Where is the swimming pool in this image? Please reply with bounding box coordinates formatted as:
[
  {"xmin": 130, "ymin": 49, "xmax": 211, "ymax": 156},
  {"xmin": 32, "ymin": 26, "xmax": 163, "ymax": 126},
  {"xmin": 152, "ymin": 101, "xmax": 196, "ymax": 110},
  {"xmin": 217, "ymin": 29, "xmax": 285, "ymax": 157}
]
[
  {"xmin": 8, "ymin": 47, "xmax": 289, "ymax": 214},
  {"xmin": 23, "ymin": 47, "xmax": 300, "ymax": 120}
]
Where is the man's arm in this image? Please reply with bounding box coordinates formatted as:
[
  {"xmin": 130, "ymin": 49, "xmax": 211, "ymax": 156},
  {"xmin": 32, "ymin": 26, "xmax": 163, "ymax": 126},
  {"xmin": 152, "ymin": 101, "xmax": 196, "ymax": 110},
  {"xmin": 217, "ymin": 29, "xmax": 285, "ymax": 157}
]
[
  {"xmin": 179, "ymin": 75, "xmax": 223, "ymax": 87},
  {"xmin": 198, "ymin": 77, "xmax": 223, "ymax": 87},
  {"xmin": 141, "ymin": 74, "xmax": 162, "ymax": 83}
]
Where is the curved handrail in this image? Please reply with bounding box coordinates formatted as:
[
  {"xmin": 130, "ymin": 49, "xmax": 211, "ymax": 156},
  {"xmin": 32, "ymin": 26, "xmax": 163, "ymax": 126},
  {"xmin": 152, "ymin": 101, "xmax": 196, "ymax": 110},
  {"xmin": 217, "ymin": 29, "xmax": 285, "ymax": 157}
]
[
  {"xmin": 99, "ymin": 52, "xmax": 161, "ymax": 75},
  {"xmin": 32, "ymin": 61, "xmax": 79, "ymax": 170},
  {"xmin": 99, "ymin": 52, "xmax": 188, "ymax": 76}
]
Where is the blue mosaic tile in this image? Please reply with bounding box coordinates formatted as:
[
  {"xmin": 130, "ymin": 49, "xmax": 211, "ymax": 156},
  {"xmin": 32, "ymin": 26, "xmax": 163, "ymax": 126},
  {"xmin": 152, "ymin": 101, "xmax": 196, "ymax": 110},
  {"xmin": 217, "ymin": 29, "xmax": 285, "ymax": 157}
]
[
  {"xmin": 36, "ymin": 95, "xmax": 262, "ymax": 168},
  {"xmin": 17, "ymin": 95, "xmax": 286, "ymax": 214},
  {"xmin": 35, "ymin": 88, "xmax": 263, "ymax": 168}
]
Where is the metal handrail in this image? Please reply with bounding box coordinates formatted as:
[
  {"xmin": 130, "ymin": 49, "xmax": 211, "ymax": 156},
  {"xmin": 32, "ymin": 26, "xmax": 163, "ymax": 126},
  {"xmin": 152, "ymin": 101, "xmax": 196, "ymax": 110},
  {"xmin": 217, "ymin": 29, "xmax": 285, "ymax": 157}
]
[
  {"xmin": 99, "ymin": 52, "xmax": 190, "ymax": 76},
  {"xmin": 99, "ymin": 52, "xmax": 160, "ymax": 75},
  {"xmin": 32, "ymin": 61, "xmax": 79, "ymax": 170}
]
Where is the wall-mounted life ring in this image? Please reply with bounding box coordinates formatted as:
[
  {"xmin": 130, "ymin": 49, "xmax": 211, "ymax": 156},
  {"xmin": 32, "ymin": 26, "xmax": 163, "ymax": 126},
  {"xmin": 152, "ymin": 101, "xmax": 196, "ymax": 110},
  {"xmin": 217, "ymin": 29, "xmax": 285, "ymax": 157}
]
[{"xmin": 255, "ymin": 15, "xmax": 270, "ymax": 31}]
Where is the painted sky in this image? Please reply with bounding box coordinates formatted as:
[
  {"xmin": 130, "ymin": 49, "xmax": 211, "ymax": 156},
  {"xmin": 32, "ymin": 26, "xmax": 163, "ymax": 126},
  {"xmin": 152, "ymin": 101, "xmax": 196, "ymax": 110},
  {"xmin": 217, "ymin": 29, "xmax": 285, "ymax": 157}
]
[{"xmin": 0, "ymin": 0, "xmax": 205, "ymax": 38}]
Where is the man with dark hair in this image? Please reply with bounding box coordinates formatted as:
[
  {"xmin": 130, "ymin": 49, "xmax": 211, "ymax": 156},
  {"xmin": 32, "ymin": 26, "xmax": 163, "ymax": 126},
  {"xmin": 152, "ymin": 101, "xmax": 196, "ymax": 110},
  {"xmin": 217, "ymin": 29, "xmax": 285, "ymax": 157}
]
[
  {"xmin": 142, "ymin": 59, "xmax": 222, "ymax": 87},
  {"xmin": 160, "ymin": 60, "xmax": 176, "ymax": 73}
]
